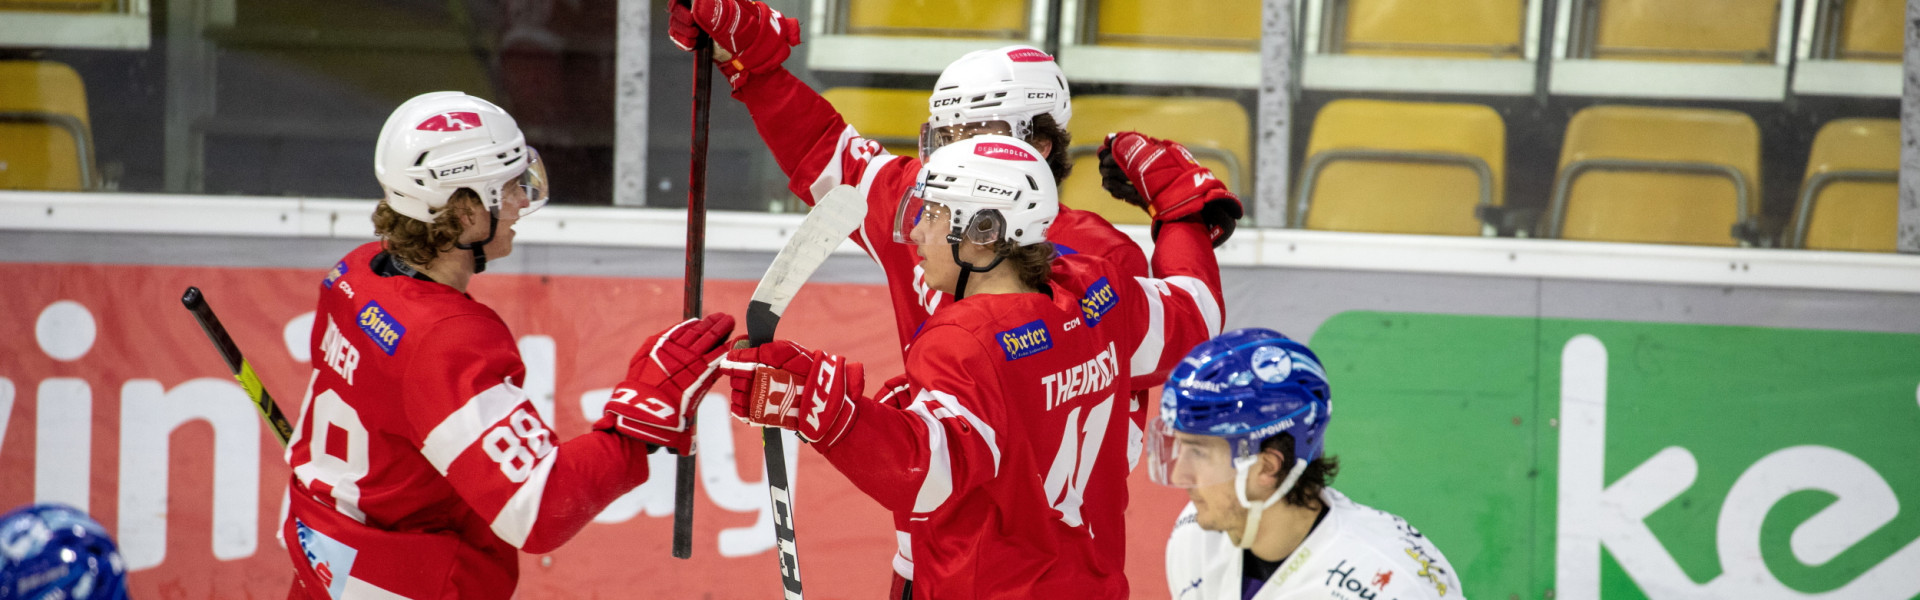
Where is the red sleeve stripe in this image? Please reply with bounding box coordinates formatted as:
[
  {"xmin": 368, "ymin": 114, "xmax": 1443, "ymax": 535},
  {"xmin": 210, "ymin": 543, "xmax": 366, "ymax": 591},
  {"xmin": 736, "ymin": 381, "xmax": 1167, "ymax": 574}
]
[
  {"xmin": 421, "ymin": 381, "xmax": 527, "ymax": 475},
  {"xmin": 488, "ymin": 447, "xmax": 556, "ymax": 549}
]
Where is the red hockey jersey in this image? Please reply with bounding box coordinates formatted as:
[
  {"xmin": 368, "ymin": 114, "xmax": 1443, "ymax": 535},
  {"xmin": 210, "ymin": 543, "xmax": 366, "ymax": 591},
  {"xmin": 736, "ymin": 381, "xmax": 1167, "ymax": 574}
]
[
  {"xmin": 731, "ymin": 66, "xmax": 1225, "ymax": 586},
  {"xmin": 282, "ymin": 242, "xmax": 653, "ymax": 599}
]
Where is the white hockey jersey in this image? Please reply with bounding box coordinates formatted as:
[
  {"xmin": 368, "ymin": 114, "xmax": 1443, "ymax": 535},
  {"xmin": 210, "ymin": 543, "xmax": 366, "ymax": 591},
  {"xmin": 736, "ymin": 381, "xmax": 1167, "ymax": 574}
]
[{"xmin": 1165, "ymin": 488, "xmax": 1465, "ymax": 600}]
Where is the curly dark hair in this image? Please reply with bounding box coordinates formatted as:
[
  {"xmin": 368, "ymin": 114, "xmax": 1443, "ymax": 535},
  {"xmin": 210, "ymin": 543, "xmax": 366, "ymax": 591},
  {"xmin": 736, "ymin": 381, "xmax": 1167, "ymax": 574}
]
[
  {"xmin": 988, "ymin": 240, "xmax": 1057, "ymax": 292},
  {"xmin": 371, "ymin": 189, "xmax": 482, "ymax": 267},
  {"xmin": 1261, "ymin": 433, "xmax": 1340, "ymax": 509},
  {"xmin": 1027, "ymin": 113, "xmax": 1072, "ymax": 184}
]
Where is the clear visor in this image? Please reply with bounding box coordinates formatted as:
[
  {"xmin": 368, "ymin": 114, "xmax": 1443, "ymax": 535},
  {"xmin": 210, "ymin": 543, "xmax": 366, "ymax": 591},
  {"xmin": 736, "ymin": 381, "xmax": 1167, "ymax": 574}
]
[
  {"xmin": 513, "ymin": 147, "xmax": 550, "ymax": 217},
  {"xmin": 892, "ymin": 185, "xmax": 938, "ymax": 244},
  {"xmin": 918, "ymin": 120, "xmax": 1016, "ymax": 160},
  {"xmin": 1146, "ymin": 419, "xmax": 1253, "ymax": 489}
]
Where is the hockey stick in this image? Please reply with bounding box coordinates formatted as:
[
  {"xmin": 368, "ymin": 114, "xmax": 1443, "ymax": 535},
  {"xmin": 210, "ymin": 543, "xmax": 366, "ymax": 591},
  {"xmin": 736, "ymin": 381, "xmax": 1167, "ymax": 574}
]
[
  {"xmin": 743, "ymin": 185, "xmax": 868, "ymax": 600},
  {"xmin": 672, "ymin": 0, "xmax": 717, "ymax": 560},
  {"xmin": 180, "ymin": 286, "xmax": 295, "ymax": 447}
]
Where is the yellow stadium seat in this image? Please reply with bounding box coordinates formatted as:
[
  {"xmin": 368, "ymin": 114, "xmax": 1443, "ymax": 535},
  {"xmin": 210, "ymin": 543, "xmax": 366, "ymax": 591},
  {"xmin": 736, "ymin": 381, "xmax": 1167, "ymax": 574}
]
[
  {"xmin": 1062, "ymin": 95, "xmax": 1251, "ymax": 226},
  {"xmin": 1549, "ymin": 106, "xmax": 1761, "ymax": 246},
  {"xmin": 1295, "ymin": 99, "xmax": 1505, "ymax": 236},
  {"xmin": 1838, "ymin": 0, "xmax": 1901, "ymax": 61},
  {"xmin": 1591, "ymin": 0, "xmax": 1781, "ymax": 63},
  {"xmin": 0, "ymin": 60, "xmax": 95, "ymax": 191},
  {"xmin": 1792, "ymin": 119, "xmax": 1897, "ymax": 252},
  {"xmin": 821, "ymin": 87, "xmax": 932, "ymax": 159},
  {"xmin": 847, "ymin": 0, "xmax": 1028, "ymax": 39},
  {"xmin": 0, "ymin": 0, "xmax": 113, "ymax": 12},
  {"xmin": 1093, "ymin": 0, "xmax": 1260, "ymax": 50},
  {"xmin": 1337, "ymin": 0, "xmax": 1528, "ymax": 58}
]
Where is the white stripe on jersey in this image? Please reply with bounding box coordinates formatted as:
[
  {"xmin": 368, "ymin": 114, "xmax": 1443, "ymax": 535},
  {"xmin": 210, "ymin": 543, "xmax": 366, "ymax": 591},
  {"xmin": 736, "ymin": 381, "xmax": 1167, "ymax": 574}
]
[
  {"xmin": 905, "ymin": 389, "xmax": 1003, "ymax": 514},
  {"xmin": 342, "ymin": 576, "xmax": 410, "ymax": 599},
  {"xmin": 421, "ymin": 381, "xmax": 527, "ymax": 475},
  {"xmin": 905, "ymin": 398, "xmax": 952, "ymax": 513},
  {"xmin": 1163, "ymin": 275, "xmax": 1223, "ymax": 336},
  {"xmin": 490, "ymin": 447, "xmax": 556, "ymax": 549},
  {"xmin": 1130, "ymin": 277, "xmax": 1170, "ymax": 376},
  {"xmin": 892, "ymin": 530, "xmax": 914, "ymax": 578}
]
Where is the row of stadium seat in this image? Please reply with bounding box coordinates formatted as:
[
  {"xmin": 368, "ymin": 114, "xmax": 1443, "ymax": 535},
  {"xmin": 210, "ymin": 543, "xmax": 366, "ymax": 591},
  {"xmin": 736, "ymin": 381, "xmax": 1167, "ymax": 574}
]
[
  {"xmin": 838, "ymin": 0, "xmax": 1897, "ymax": 63},
  {"xmin": 1298, "ymin": 101, "xmax": 1897, "ymax": 251},
  {"xmin": 0, "ymin": 59, "xmax": 1896, "ymax": 252}
]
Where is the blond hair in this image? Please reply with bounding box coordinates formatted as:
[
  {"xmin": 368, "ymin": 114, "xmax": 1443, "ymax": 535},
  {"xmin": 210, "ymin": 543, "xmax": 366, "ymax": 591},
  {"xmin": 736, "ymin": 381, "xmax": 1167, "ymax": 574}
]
[{"xmin": 371, "ymin": 189, "xmax": 483, "ymax": 266}]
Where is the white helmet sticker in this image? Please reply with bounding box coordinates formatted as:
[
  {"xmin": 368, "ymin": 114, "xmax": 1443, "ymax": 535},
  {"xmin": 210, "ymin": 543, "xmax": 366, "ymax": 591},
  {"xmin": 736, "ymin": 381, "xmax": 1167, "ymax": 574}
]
[{"xmin": 1251, "ymin": 346, "xmax": 1293, "ymax": 383}]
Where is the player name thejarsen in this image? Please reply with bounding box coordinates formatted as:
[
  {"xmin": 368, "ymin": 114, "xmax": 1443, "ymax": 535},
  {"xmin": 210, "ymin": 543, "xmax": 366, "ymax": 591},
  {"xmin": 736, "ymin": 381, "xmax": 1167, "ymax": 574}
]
[{"xmin": 1041, "ymin": 342, "xmax": 1119, "ymax": 411}]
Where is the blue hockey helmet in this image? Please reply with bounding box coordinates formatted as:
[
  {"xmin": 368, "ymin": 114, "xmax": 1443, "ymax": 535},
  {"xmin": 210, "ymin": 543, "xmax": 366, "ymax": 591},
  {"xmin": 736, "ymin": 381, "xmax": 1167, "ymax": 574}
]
[
  {"xmin": 0, "ymin": 504, "xmax": 128, "ymax": 600},
  {"xmin": 1146, "ymin": 328, "xmax": 1330, "ymax": 489}
]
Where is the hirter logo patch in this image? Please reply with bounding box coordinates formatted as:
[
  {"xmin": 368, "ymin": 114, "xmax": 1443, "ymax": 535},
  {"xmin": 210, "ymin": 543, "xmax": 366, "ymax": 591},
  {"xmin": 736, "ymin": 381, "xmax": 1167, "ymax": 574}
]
[
  {"xmin": 1080, "ymin": 277, "xmax": 1118, "ymax": 326},
  {"xmin": 416, "ymin": 111, "xmax": 481, "ymax": 132},
  {"xmin": 356, "ymin": 301, "xmax": 406, "ymax": 356},
  {"xmin": 998, "ymin": 319, "xmax": 1052, "ymax": 361}
]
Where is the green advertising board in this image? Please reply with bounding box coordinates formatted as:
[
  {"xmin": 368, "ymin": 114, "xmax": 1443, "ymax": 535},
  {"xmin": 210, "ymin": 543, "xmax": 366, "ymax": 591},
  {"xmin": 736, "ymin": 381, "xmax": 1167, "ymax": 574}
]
[{"xmin": 1309, "ymin": 312, "xmax": 1920, "ymax": 600}]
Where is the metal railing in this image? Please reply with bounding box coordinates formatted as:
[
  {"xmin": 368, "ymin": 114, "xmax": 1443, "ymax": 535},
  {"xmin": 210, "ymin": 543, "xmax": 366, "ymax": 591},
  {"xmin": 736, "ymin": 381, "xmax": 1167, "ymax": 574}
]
[
  {"xmin": 1293, "ymin": 148, "xmax": 1496, "ymax": 234},
  {"xmin": 1790, "ymin": 169, "xmax": 1897, "ymax": 248},
  {"xmin": 0, "ymin": 111, "xmax": 95, "ymax": 190},
  {"xmin": 1547, "ymin": 158, "xmax": 1754, "ymax": 245}
]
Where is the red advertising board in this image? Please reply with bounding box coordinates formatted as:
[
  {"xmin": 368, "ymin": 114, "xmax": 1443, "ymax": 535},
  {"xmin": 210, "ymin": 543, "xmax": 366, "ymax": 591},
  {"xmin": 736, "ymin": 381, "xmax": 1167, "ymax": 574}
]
[{"xmin": 0, "ymin": 261, "xmax": 1187, "ymax": 599}]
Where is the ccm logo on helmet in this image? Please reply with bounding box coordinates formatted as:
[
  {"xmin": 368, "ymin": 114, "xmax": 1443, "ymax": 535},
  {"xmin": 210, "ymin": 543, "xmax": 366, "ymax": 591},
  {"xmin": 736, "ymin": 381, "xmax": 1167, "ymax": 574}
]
[
  {"xmin": 435, "ymin": 161, "xmax": 477, "ymax": 179},
  {"xmin": 973, "ymin": 182, "xmax": 1017, "ymax": 200},
  {"xmin": 416, "ymin": 111, "xmax": 482, "ymax": 132},
  {"xmin": 1006, "ymin": 48, "xmax": 1054, "ymax": 63},
  {"xmin": 932, "ymin": 97, "xmax": 962, "ymax": 108},
  {"xmin": 1027, "ymin": 92, "xmax": 1056, "ymax": 100},
  {"xmin": 974, "ymin": 142, "xmax": 1038, "ymax": 162}
]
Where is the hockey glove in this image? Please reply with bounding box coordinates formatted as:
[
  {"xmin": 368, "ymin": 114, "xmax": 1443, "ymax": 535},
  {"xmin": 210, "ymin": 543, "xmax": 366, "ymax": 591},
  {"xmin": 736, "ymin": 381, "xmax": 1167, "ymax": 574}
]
[
  {"xmin": 668, "ymin": 0, "xmax": 801, "ymax": 91},
  {"xmin": 1098, "ymin": 131, "xmax": 1244, "ymax": 246},
  {"xmin": 594, "ymin": 313, "xmax": 736, "ymax": 454},
  {"xmin": 873, "ymin": 373, "xmax": 914, "ymax": 410},
  {"xmin": 717, "ymin": 340, "xmax": 864, "ymax": 447}
]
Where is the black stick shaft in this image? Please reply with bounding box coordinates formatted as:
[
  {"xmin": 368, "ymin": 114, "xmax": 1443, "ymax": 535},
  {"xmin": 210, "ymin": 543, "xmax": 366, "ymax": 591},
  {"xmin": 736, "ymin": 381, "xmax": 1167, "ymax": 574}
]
[
  {"xmin": 180, "ymin": 286, "xmax": 295, "ymax": 447},
  {"xmin": 672, "ymin": 26, "xmax": 715, "ymax": 561}
]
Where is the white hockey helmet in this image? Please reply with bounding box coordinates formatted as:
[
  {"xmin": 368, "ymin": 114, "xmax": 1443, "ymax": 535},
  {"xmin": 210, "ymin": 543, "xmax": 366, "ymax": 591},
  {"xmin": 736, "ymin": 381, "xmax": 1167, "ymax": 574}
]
[
  {"xmin": 920, "ymin": 45, "xmax": 1072, "ymax": 159},
  {"xmin": 894, "ymin": 135, "xmax": 1058, "ymax": 248},
  {"xmin": 374, "ymin": 91, "xmax": 548, "ymax": 223}
]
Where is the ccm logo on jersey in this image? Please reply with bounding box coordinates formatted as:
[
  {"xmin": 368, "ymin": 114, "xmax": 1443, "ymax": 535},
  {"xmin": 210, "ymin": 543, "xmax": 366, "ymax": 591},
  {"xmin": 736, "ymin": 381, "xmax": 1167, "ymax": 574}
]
[
  {"xmin": 356, "ymin": 301, "xmax": 406, "ymax": 355},
  {"xmin": 1080, "ymin": 277, "xmax": 1118, "ymax": 326},
  {"xmin": 320, "ymin": 316, "xmax": 360, "ymax": 385},
  {"xmin": 998, "ymin": 320, "xmax": 1053, "ymax": 360},
  {"xmin": 974, "ymin": 142, "xmax": 1037, "ymax": 162},
  {"xmin": 322, "ymin": 260, "xmax": 349, "ymax": 289},
  {"xmin": 1041, "ymin": 342, "xmax": 1118, "ymax": 410},
  {"xmin": 973, "ymin": 182, "xmax": 1017, "ymax": 200}
]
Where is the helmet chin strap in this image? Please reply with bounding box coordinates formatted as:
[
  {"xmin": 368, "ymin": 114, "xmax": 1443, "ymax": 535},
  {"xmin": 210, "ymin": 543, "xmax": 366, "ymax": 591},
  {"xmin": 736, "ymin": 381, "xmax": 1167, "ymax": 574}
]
[
  {"xmin": 1233, "ymin": 457, "xmax": 1306, "ymax": 550},
  {"xmin": 454, "ymin": 211, "xmax": 500, "ymax": 274},
  {"xmin": 948, "ymin": 243, "xmax": 1006, "ymax": 301}
]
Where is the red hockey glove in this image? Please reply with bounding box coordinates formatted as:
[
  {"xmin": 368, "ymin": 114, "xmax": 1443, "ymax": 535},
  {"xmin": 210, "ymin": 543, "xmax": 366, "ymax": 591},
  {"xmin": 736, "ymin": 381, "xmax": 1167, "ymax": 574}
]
[
  {"xmin": 1098, "ymin": 131, "xmax": 1244, "ymax": 246},
  {"xmin": 873, "ymin": 373, "xmax": 914, "ymax": 410},
  {"xmin": 667, "ymin": 0, "xmax": 801, "ymax": 91},
  {"xmin": 594, "ymin": 313, "xmax": 736, "ymax": 454},
  {"xmin": 717, "ymin": 340, "xmax": 863, "ymax": 446}
]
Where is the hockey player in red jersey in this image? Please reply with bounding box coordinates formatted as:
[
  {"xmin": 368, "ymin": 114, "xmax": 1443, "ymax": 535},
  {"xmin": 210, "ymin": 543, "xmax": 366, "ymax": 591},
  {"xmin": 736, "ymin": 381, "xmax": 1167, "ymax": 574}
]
[
  {"xmin": 666, "ymin": 2, "xmax": 1239, "ymax": 594},
  {"xmin": 282, "ymin": 91, "xmax": 735, "ymax": 599},
  {"xmin": 718, "ymin": 135, "xmax": 1223, "ymax": 599}
]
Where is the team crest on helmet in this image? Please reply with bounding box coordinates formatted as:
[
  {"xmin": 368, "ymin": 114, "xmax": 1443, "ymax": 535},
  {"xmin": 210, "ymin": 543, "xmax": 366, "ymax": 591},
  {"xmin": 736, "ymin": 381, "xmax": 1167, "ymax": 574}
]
[
  {"xmin": 416, "ymin": 111, "xmax": 482, "ymax": 132},
  {"xmin": 1251, "ymin": 345, "xmax": 1293, "ymax": 383},
  {"xmin": 1006, "ymin": 48, "xmax": 1054, "ymax": 63}
]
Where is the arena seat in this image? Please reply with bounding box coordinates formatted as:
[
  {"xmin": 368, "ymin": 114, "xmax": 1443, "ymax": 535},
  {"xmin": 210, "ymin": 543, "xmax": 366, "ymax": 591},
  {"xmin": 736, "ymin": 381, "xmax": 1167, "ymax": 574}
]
[
  {"xmin": 1062, "ymin": 95, "xmax": 1251, "ymax": 226},
  {"xmin": 1336, "ymin": 0, "xmax": 1527, "ymax": 58},
  {"xmin": 1548, "ymin": 106, "xmax": 1761, "ymax": 246},
  {"xmin": 1295, "ymin": 99, "xmax": 1505, "ymax": 236},
  {"xmin": 1092, "ymin": 0, "xmax": 1260, "ymax": 50},
  {"xmin": 0, "ymin": 60, "xmax": 95, "ymax": 191},
  {"xmin": 846, "ymin": 0, "xmax": 1028, "ymax": 39},
  {"xmin": 1589, "ymin": 0, "xmax": 1781, "ymax": 63},
  {"xmin": 820, "ymin": 87, "xmax": 931, "ymax": 159},
  {"xmin": 1837, "ymin": 0, "xmax": 1900, "ymax": 61},
  {"xmin": 1792, "ymin": 119, "xmax": 1897, "ymax": 252}
]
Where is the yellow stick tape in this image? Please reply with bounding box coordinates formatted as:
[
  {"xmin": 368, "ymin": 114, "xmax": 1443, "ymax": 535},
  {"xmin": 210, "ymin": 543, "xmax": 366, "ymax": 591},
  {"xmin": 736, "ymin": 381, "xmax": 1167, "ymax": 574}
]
[{"xmin": 236, "ymin": 362, "xmax": 269, "ymax": 414}]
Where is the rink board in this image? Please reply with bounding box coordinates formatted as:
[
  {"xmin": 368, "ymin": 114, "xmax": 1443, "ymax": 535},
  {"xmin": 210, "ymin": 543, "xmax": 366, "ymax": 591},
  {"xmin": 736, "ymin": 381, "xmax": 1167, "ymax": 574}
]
[{"xmin": 2, "ymin": 229, "xmax": 1919, "ymax": 599}]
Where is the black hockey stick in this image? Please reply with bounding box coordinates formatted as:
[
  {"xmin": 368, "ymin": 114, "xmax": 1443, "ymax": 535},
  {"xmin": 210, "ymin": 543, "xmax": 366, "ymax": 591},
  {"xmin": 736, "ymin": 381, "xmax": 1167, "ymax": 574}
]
[
  {"xmin": 672, "ymin": 0, "xmax": 717, "ymax": 560},
  {"xmin": 742, "ymin": 185, "xmax": 867, "ymax": 600},
  {"xmin": 181, "ymin": 286, "xmax": 295, "ymax": 447}
]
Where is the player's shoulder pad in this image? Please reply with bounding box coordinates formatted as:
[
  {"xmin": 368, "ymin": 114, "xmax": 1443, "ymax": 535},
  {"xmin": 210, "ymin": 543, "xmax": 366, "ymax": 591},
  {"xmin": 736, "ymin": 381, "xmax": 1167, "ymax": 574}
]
[{"xmin": 1307, "ymin": 490, "xmax": 1462, "ymax": 600}]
